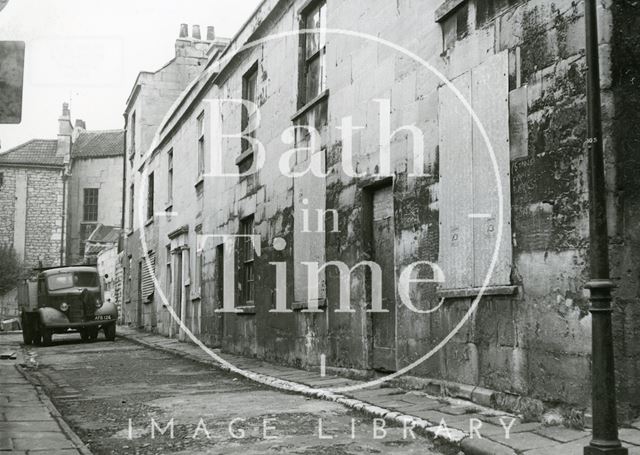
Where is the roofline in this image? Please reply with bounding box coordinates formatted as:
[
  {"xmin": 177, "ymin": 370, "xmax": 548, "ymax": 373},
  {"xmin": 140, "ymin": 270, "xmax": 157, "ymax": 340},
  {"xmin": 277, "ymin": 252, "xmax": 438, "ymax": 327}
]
[
  {"xmin": 148, "ymin": 0, "xmax": 288, "ymax": 156},
  {"xmin": 0, "ymin": 138, "xmax": 57, "ymax": 155},
  {"xmin": 0, "ymin": 161, "xmax": 64, "ymax": 170},
  {"xmin": 71, "ymin": 153, "xmax": 124, "ymax": 160}
]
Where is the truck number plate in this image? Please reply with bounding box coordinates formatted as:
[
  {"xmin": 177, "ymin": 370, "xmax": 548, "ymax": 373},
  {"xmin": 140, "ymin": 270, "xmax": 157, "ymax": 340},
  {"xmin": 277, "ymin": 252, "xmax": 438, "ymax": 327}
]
[{"xmin": 94, "ymin": 315, "xmax": 111, "ymax": 321}]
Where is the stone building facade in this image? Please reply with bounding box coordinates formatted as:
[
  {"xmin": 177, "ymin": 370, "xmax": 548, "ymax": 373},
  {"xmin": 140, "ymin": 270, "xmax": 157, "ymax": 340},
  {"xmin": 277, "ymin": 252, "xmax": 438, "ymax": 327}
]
[
  {"xmin": 0, "ymin": 140, "xmax": 65, "ymax": 268},
  {"xmin": 121, "ymin": 24, "xmax": 229, "ymax": 328},
  {"xmin": 123, "ymin": 0, "xmax": 640, "ymax": 421},
  {"xmin": 66, "ymin": 128, "xmax": 125, "ymax": 265},
  {"xmin": 0, "ymin": 104, "xmax": 124, "ymax": 269}
]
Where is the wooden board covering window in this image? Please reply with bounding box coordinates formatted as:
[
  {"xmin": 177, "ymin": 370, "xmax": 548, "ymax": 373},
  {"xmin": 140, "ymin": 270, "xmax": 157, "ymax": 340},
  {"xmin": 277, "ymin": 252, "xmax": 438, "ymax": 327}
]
[{"xmin": 438, "ymin": 50, "xmax": 511, "ymax": 289}]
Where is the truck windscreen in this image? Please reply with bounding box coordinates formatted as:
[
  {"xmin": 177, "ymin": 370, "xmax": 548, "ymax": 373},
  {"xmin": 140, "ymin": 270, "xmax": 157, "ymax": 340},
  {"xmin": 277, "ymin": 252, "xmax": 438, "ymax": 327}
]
[{"xmin": 47, "ymin": 272, "xmax": 98, "ymax": 291}]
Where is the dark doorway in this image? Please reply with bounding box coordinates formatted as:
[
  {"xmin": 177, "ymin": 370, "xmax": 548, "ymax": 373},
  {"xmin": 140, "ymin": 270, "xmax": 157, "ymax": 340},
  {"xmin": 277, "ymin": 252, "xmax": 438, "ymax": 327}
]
[
  {"xmin": 173, "ymin": 251, "xmax": 183, "ymax": 337},
  {"xmin": 364, "ymin": 182, "xmax": 397, "ymax": 372}
]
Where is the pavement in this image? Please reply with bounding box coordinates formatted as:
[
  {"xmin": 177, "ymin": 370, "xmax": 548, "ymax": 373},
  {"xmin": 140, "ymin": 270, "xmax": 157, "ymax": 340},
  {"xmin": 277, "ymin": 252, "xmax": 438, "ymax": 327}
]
[
  {"xmin": 117, "ymin": 326, "xmax": 640, "ymax": 455},
  {"xmin": 0, "ymin": 333, "xmax": 90, "ymax": 455}
]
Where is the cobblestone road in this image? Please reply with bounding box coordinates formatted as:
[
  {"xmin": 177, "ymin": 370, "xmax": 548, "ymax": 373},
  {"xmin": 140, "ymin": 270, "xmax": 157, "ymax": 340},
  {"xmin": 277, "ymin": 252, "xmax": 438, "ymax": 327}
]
[{"xmin": 22, "ymin": 333, "xmax": 445, "ymax": 455}]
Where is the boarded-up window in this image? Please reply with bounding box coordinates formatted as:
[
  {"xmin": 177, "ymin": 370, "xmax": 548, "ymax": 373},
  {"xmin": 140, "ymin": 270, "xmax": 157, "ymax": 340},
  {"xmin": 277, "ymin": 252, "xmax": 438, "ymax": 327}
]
[
  {"xmin": 438, "ymin": 51, "xmax": 512, "ymax": 289},
  {"xmin": 141, "ymin": 252, "xmax": 156, "ymax": 301}
]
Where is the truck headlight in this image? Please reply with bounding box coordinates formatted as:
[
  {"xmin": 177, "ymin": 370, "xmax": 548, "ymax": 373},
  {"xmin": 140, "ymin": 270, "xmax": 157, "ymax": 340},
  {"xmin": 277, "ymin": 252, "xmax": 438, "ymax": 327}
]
[
  {"xmin": 60, "ymin": 302, "xmax": 69, "ymax": 312},
  {"xmin": 95, "ymin": 297, "xmax": 103, "ymax": 309}
]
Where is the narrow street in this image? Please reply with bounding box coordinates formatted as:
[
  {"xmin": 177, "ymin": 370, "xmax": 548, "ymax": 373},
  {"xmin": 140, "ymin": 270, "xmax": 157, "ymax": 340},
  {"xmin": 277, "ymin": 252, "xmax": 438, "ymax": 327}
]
[{"xmin": 17, "ymin": 333, "xmax": 444, "ymax": 455}]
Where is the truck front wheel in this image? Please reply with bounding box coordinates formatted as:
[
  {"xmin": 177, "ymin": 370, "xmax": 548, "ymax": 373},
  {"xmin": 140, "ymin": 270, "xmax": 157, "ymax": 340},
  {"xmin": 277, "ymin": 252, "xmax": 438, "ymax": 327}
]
[
  {"xmin": 104, "ymin": 323, "xmax": 116, "ymax": 341},
  {"xmin": 21, "ymin": 312, "xmax": 33, "ymax": 345},
  {"xmin": 41, "ymin": 328, "xmax": 53, "ymax": 346}
]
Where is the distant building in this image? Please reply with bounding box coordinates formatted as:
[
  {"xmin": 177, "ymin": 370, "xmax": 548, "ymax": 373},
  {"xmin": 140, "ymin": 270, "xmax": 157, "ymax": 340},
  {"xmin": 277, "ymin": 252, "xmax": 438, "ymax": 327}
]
[
  {"xmin": 0, "ymin": 103, "xmax": 124, "ymax": 268},
  {"xmin": 66, "ymin": 126, "xmax": 125, "ymax": 265}
]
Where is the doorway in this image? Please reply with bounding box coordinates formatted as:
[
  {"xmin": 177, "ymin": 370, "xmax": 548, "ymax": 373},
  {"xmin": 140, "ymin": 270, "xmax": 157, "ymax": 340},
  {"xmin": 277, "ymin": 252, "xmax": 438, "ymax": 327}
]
[
  {"xmin": 364, "ymin": 182, "xmax": 397, "ymax": 372},
  {"xmin": 173, "ymin": 250, "xmax": 182, "ymax": 338}
]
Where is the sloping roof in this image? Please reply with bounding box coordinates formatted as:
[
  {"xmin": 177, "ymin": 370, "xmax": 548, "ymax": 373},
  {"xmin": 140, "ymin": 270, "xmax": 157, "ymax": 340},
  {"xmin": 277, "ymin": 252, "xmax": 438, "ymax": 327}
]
[
  {"xmin": 86, "ymin": 224, "xmax": 122, "ymax": 245},
  {"xmin": 0, "ymin": 139, "xmax": 63, "ymax": 167},
  {"xmin": 72, "ymin": 130, "xmax": 124, "ymax": 158}
]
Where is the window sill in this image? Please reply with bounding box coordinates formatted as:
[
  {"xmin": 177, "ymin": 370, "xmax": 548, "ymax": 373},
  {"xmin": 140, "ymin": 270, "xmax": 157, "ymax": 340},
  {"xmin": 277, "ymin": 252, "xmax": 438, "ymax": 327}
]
[
  {"xmin": 235, "ymin": 148, "xmax": 254, "ymax": 166},
  {"xmin": 194, "ymin": 175, "xmax": 204, "ymax": 188},
  {"xmin": 125, "ymin": 299, "xmax": 131, "ymax": 304},
  {"xmin": 165, "ymin": 202, "xmax": 173, "ymax": 212},
  {"xmin": 291, "ymin": 89, "xmax": 329, "ymax": 123},
  {"xmin": 126, "ymin": 229, "xmax": 135, "ymax": 237},
  {"xmin": 191, "ymin": 294, "xmax": 201, "ymax": 302},
  {"xmin": 236, "ymin": 305, "xmax": 256, "ymax": 314},
  {"xmin": 436, "ymin": 285, "xmax": 519, "ymax": 300},
  {"xmin": 292, "ymin": 299, "xmax": 327, "ymax": 311},
  {"xmin": 145, "ymin": 217, "xmax": 154, "ymax": 227}
]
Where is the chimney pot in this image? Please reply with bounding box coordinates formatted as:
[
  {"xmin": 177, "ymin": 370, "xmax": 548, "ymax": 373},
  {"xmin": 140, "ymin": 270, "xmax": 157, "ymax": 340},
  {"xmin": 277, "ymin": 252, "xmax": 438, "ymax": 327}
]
[
  {"xmin": 75, "ymin": 119, "xmax": 86, "ymax": 129},
  {"xmin": 179, "ymin": 23, "xmax": 188, "ymax": 38},
  {"xmin": 62, "ymin": 102, "xmax": 70, "ymax": 117},
  {"xmin": 207, "ymin": 26, "xmax": 215, "ymax": 41},
  {"xmin": 192, "ymin": 24, "xmax": 201, "ymax": 40}
]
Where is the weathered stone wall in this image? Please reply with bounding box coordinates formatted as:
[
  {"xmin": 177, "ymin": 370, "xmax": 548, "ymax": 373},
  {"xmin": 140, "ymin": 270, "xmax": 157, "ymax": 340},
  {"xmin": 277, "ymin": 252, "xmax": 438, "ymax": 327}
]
[
  {"xmin": 132, "ymin": 0, "xmax": 638, "ymax": 419},
  {"xmin": 0, "ymin": 166, "xmax": 64, "ymax": 268},
  {"xmin": 610, "ymin": 0, "xmax": 640, "ymax": 421},
  {"xmin": 123, "ymin": 35, "xmax": 211, "ymax": 330}
]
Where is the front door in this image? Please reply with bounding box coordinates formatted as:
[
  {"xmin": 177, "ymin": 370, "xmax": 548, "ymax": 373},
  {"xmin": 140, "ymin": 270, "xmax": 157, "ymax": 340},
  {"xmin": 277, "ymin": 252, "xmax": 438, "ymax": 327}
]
[
  {"xmin": 173, "ymin": 251, "xmax": 182, "ymax": 338},
  {"xmin": 371, "ymin": 185, "xmax": 397, "ymax": 371},
  {"xmin": 137, "ymin": 261, "xmax": 143, "ymax": 328}
]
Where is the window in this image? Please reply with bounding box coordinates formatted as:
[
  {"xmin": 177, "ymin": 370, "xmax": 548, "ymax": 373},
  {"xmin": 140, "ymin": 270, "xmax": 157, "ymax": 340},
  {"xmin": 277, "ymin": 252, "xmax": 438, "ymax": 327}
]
[
  {"xmin": 241, "ymin": 64, "xmax": 258, "ymax": 154},
  {"xmin": 299, "ymin": 1, "xmax": 327, "ymax": 107},
  {"xmin": 130, "ymin": 112, "xmax": 136, "ymax": 156},
  {"xmin": 194, "ymin": 226, "xmax": 203, "ymax": 298},
  {"xmin": 239, "ymin": 216, "xmax": 255, "ymax": 305},
  {"xmin": 197, "ymin": 113, "xmax": 205, "ymax": 177},
  {"xmin": 0, "ymin": 172, "xmax": 4, "ymax": 189},
  {"xmin": 438, "ymin": 51, "xmax": 512, "ymax": 290},
  {"xmin": 141, "ymin": 252, "xmax": 156, "ymax": 302},
  {"xmin": 167, "ymin": 149, "xmax": 174, "ymax": 204},
  {"xmin": 146, "ymin": 173, "xmax": 154, "ymax": 220},
  {"xmin": 129, "ymin": 183, "xmax": 135, "ymax": 230},
  {"xmin": 215, "ymin": 244, "xmax": 224, "ymax": 308},
  {"xmin": 83, "ymin": 188, "xmax": 99, "ymax": 222}
]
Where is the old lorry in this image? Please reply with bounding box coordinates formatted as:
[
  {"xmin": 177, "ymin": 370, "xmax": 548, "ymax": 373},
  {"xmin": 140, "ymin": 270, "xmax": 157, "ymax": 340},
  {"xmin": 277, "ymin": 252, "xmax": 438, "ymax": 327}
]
[{"xmin": 18, "ymin": 265, "xmax": 118, "ymax": 346}]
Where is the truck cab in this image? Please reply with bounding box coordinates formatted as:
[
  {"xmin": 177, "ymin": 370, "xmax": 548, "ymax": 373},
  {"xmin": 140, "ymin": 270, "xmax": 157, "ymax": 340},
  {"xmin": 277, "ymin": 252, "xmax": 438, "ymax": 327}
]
[{"xmin": 20, "ymin": 266, "xmax": 117, "ymax": 346}]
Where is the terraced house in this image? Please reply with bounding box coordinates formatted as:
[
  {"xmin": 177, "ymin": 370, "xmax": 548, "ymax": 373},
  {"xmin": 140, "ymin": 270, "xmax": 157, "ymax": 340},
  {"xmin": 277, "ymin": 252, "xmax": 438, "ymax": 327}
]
[{"xmin": 122, "ymin": 0, "xmax": 640, "ymax": 423}]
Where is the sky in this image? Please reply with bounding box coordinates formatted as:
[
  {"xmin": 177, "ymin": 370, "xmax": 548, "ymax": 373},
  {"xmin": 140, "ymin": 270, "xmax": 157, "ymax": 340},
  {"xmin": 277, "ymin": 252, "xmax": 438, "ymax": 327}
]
[{"xmin": 0, "ymin": 0, "xmax": 262, "ymax": 151}]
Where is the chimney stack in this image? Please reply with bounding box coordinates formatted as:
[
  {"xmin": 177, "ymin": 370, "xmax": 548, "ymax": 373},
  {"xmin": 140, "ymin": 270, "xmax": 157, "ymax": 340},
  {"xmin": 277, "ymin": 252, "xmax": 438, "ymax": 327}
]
[
  {"xmin": 192, "ymin": 24, "xmax": 201, "ymax": 40},
  {"xmin": 179, "ymin": 23, "xmax": 188, "ymax": 38},
  {"xmin": 58, "ymin": 103, "xmax": 72, "ymax": 136},
  {"xmin": 207, "ymin": 26, "xmax": 215, "ymax": 41},
  {"xmin": 56, "ymin": 102, "xmax": 73, "ymax": 160},
  {"xmin": 75, "ymin": 119, "xmax": 86, "ymax": 130}
]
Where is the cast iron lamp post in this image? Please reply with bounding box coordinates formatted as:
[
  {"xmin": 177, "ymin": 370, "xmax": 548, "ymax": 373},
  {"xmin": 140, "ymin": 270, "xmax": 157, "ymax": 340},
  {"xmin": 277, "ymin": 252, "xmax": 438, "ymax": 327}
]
[{"xmin": 583, "ymin": 0, "xmax": 627, "ymax": 453}]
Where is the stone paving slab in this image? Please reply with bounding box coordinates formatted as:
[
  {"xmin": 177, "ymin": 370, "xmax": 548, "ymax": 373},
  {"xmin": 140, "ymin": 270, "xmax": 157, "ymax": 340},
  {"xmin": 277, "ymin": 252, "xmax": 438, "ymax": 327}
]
[
  {"xmin": 534, "ymin": 425, "xmax": 589, "ymax": 442},
  {"xmin": 0, "ymin": 335, "xmax": 89, "ymax": 455},
  {"xmin": 118, "ymin": 326, "xmax": 640, "ymax": 455},
  {"xmin": 621, "ymin": 428, "xmax": 640, "ymax": 446}
]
